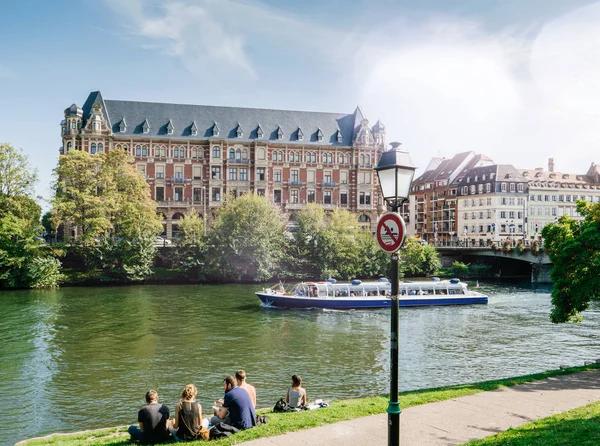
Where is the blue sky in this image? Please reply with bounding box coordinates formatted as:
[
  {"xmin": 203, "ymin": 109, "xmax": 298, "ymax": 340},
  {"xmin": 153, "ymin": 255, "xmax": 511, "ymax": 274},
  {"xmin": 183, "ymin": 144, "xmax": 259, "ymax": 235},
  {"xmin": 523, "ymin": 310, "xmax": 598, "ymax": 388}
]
[{"xmin": 1, "ymin": 0, "xmax": 599, "ymax": 204}]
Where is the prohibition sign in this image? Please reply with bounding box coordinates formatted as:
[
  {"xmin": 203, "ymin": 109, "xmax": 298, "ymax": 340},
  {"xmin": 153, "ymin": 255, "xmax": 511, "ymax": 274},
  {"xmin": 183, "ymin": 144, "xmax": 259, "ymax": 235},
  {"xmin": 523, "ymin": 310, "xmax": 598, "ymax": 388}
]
[{"xmin": 376, "ymin": 212, "xmax": 406, "ymax": 253}]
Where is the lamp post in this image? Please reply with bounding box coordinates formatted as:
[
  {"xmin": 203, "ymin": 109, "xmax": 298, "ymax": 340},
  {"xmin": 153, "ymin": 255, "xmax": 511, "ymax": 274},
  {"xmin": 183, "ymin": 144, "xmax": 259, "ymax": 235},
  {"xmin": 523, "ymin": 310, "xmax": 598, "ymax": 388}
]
[
  {"xmin": 375, "ymin": 141, "xmax": 416, "ymax": 446},
  {"xmin": 202, "ymin": 186, "xmax": 207, "ymax": 236}
]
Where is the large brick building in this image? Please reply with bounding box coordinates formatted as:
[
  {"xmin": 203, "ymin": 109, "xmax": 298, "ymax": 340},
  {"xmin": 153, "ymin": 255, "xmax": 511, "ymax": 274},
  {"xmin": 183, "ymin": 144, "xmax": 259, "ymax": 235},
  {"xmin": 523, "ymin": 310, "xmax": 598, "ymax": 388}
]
[{"xmin": 61, "ymin": 91, "xmax": 387, "ymax": 238}]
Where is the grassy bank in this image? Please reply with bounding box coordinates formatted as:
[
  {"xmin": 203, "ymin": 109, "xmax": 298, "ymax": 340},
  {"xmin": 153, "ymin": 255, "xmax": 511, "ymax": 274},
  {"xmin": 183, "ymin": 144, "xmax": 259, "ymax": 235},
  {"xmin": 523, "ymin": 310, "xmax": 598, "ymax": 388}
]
[
  {"xmin": 19, "ymin": 364, "xmax": 599, "ymax": 446},
  {"xmin": 466, "ymin": 400, "xmax": 600, "ymax": 445}
]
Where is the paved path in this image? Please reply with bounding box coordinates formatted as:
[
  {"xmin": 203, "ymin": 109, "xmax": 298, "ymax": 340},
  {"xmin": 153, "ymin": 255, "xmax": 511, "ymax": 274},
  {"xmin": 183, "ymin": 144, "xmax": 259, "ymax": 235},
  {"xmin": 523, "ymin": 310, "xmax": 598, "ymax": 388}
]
[{"xmin": 243, "ymin": 369, "xmax": 600, "ymax": 446}]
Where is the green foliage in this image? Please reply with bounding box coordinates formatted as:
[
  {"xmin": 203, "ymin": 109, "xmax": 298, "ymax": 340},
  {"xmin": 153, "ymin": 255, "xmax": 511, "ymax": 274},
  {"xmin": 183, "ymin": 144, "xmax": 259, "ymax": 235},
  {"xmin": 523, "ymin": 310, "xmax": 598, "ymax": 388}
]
[
  {"xmin": 176, "ymin": 211, "xmax": 207, "ymax": 280},
  {"xmin": 451, "ymin": 261, "xmax": 470, "ymax": 278},
  {"xmin": 542, "ymin": 201, "xmax": 600, "ymax": 323},
  {"xmin": 0, "ymin": 145, "xmax": 61, "ymax": 289},
  {"xmin": 0, "ymin": 143, "xmax": 38, "ymax": 197},
  {"xmin": 52, "ymin": 150, "xmax": 161, "ymax": 281},
  {"xmin": 400, "ymin": 238, "xmax": 442, "ymax": 276},
  {"xmin": 26, "ymin": 256, "xmax": 63, "ymax": 288},
  {"xmin": 515, "ymin": 242, "xmax": 525, "ymax": 255},
  {"xmin": 207, "ymin": 194, "xmax": 286, "ymax": 282}
]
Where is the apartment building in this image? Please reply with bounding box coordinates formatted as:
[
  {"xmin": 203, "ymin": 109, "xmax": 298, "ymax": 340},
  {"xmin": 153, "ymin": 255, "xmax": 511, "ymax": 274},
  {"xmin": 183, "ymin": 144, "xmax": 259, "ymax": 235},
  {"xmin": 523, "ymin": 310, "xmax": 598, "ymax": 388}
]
[{"xmin": 61, "ymin": 91, "xmax": 387, "ymax": 238}]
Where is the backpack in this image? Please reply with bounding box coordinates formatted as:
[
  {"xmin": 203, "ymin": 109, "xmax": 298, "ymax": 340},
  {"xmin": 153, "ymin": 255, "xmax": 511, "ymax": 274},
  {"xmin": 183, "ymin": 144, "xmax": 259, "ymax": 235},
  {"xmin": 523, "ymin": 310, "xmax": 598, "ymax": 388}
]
[
  {"xmin": 209, "ymin": 422, "xmax": 240, "ymax": 440},
  {"xmin": 273, "ymin": 398, "xmax": 288, "ymax": 412}
]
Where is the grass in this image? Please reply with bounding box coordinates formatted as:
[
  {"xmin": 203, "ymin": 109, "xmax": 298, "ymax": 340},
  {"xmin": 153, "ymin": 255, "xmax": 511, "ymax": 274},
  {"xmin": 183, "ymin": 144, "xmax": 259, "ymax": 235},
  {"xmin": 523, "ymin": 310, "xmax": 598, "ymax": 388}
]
[
  {"xmin": 19, "ymin": 364, "xmax": 600, "ymax": 446},
  {"xmin": 465, "ymin": 400, "xmax": 600, "ymax": 446}
]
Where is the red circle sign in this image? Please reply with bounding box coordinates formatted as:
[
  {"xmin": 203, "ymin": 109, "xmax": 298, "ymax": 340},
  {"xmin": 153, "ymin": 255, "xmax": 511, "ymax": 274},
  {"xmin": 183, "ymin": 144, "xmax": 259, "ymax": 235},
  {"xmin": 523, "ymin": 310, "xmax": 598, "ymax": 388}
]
[{"xmin": 376, "ymin": 212, "xmax": 406, "ymax": 253}]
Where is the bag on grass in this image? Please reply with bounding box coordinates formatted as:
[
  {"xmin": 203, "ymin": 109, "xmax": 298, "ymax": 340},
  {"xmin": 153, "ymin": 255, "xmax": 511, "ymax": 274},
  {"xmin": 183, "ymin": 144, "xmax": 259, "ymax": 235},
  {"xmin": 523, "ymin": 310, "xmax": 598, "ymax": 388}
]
[{"xmin": 273, "ymin": 398, "xmax": 288, "ymax": 412}]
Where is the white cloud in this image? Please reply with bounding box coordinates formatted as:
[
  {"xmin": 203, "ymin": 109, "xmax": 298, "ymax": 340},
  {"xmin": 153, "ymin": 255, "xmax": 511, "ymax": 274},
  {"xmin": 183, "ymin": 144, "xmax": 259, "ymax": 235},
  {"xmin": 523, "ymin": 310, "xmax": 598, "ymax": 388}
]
[{"xmin": 355, "ymin": 9, "xmax": 600, "ymax": 175}]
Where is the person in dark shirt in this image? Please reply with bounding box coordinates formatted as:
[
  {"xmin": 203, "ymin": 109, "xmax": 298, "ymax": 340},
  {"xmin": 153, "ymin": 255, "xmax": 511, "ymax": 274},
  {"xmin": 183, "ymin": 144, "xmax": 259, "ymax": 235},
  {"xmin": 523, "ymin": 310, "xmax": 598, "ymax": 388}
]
[
  {"xmin": 212, "ymin": 375, "xmax": 256, "ymax": 430},
  {"xmin": 128, "ymin": 390, "xmax": 170, "ymax": 444}
]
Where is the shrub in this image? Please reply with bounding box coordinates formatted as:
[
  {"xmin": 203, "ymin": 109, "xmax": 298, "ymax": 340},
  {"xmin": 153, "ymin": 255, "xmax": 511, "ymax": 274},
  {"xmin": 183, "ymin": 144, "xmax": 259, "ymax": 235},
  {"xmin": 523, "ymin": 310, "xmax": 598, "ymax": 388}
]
[
  {"xmin": 451, "ymin": 261, "xmax": 469, "ymax": 278},
  {"xmin": 26, "ymin": 257, "xmax": 63, "ymax": 288}
]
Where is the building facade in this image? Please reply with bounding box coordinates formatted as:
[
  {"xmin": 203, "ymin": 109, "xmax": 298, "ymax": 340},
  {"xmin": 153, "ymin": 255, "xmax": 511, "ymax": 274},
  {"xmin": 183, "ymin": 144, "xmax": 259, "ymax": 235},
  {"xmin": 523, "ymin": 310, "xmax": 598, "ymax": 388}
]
[{"xmin": 61, "ymin": 91, "xmax": 387, "ymax": 238}]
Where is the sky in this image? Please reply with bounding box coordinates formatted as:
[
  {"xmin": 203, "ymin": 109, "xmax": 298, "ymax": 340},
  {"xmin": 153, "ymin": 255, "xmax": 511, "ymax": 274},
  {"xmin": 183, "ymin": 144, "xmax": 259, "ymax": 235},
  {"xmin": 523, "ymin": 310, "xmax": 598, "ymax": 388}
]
[{"xmin": 1, "ymin": 0, "xmax": 600, "ymax": 205}]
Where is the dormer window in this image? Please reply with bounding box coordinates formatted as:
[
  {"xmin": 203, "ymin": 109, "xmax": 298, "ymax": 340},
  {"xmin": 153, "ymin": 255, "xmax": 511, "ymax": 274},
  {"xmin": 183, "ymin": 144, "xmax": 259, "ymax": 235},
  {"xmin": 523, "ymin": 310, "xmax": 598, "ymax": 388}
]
[
  {"xmin": 142, "ymin": 119, "xmax": 150, "ymax": 134},
  {"xmin": 213, "ymin": 123, "xmax": 220, "ymax": 137},
  {"xmin": 190, "ymin": 122, "xmax": 198, "ymax": 136},
  {"xmin": 257, "ymin": 125, "xmax": 264, "ymax": 139},
  {"xmin": 236, "ymin": 123, "xmax": 243, "ymax": 138},
  {"xmin": 277, "ymin": 127, "xmax": 283, "ymax": 140},
  {"xmin": 336, "ymin": 129, "xmax": 343, "ymax": 143},
  {"xmin": 166, "ymin": 120, "xmax": 174, "ymax": 135},
  {"xmin": 297, "ymin": 127, "xmax": 304, "ymax": 141},
  {"xmin": 119, "ymin": 119, "xmax": 127, "ymax": 133},
  {"xmin": 316, "ymin": 128, "xmax": 323, "ymax": 142}
]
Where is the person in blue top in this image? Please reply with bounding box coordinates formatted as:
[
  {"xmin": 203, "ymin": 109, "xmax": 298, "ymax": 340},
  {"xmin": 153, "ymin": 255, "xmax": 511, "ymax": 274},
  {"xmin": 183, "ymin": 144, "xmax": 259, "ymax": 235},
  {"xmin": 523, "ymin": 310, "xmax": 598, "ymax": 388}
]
[{"xmin": 212, "ymin": 375, "xmax": 256, "ymax": 430}]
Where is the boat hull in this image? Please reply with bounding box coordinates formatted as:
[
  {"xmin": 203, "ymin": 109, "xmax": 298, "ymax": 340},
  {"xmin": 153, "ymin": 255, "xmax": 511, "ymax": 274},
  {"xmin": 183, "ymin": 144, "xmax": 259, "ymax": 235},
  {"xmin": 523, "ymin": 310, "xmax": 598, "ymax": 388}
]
[{"xmin": 255, "ymin": 292, "xmax": 488, "ymax": 309}]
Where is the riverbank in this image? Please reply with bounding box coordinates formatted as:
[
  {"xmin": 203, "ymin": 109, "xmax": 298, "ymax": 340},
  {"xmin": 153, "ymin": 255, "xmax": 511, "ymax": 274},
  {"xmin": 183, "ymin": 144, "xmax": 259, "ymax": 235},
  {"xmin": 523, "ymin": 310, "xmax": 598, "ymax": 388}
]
[{"xmin": 18, "ymin": 363, "xmax": 600, "ymax": 446}]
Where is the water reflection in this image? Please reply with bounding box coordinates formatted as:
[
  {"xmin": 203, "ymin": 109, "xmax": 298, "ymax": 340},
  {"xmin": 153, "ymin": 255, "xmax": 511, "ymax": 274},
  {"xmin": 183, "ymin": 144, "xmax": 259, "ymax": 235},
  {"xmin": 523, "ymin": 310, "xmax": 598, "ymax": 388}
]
[{"xmin": 1, "ymin": 282, "xmax": 599, "ymax": 445}]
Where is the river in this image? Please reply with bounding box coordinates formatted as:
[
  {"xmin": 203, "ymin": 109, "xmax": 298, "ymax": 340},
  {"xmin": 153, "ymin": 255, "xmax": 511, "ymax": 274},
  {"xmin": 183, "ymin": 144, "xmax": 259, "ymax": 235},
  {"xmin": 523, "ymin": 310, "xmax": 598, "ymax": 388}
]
[{"xmin": 1, "ymin": 281, "xmax": 599, "ymax": 445}]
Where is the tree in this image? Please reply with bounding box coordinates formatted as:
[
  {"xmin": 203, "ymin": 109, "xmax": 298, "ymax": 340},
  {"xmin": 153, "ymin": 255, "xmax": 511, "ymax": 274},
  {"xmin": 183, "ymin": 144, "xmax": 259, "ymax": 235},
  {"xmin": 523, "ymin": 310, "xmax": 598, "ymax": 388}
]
[
  {"xmin": 52, "ymin": 149, "xmax": 161, "ymax": 281},
  {"xmin": 0, "ymin": 143, "xmax": 38, "ymax": 197},
  {"xmin": 542, "ymin": 200, "xmax": 600, "ymax": 323},
  {"xmin": 0, "ymin": 145, "xmax": 61, "ymax": 289},
  {"xmin": 207, "ymin": 194, "xmax": 286, "ymax": 282},
  {"xmin": 400, "ymin": 238, "xmax": 442, "ymax": 276},
  {"xmin": 176, "ymin": 211, "xmax": 207, "ymax": 280}
]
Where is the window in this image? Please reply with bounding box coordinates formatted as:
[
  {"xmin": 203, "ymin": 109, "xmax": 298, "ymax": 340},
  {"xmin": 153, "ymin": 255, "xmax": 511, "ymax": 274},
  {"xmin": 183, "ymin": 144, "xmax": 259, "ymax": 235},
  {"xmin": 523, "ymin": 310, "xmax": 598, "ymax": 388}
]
[
  {"xmin": 193, "ymin": 188, "xmax": 203, "ymax": 201},
  {"xmin": 273, "ymin": 190, "xmax": 281, "ymax": 203},
  {"xmin": 212, "ymin": 188, "xmax": 221, "ymax": 202},
  {"xmin": 359, "ymin": 172, "xmax": 371, "ymax": 184},
  {"xmin": 137, "ymin": 165, "xmax": 146, "ymax": 176},
  {"xmin": 156, "ymin": 165, "xmax": 165, "ymax": 179},
  {"xmin": 97, "ymin": 143, "xmax": 103, "ymax": 152},
  {"xmin": 256, "ymin": 168, "xmax": 265, "ymax": 181},
  {"xmin": 501, "ymin": 224, "xmax": 506, "ymax": 232},
  {"xmin": 359, "ymin": 192, "xmax": 371, "ymax": 205},
  {"xmin": 90, "ymin": 143, "xmax": 96, "ymax": 154},
  {"xmin": 487, "ymin": 198, "xmax": 492, "ymax": 205},
  {"xmin": 487, "ymin": 210, "xmax": 492, "ymax": 219},
  {"xmin": 257, "ymin": 189, "xmax": 265, "ymax": 196},
  {"xmin": 229, "ymin": 168, "xmax": 237, "ymax": 180},
  {"xmin": 486, "ymin": 183, "xmax": 491, "ymax": 193},
  {"xmin": 464, "ymin": 213, "xmax": 469, "ymax": 220},
  {"xmin": 174, "ymin": 165, "xmax": 183, "ymax": 179},
  {"xmin": 136, "ymin": 145, "xmax": 141, "ymax": 156},
  {"xmin": 307, "ymin": 170, "xmax": 315, "ymax": 183},
  {"xmin": 212, "ymin": 146, "xmax": 221, "ymax": 158},
  {"xmin": 479, "ymin": 212, "xmax": 484, "ymax": 219},
  {"xmin": 324, "ymin": 171, "xmax": 332, "ymax": 183},
  {"xmin": 340, "ymin": 171, "xmax": 348, "ymax": 184},
  {"xmin": 308, "ymin": 190, "xmax": 315, "ymax": 203},
  {"xmin": 290, "ymin": 190, "xmax": 299, "ymax": 203},
  {"xmin": 211, "ymin": 167, "xmax": 221, "ymax": 180},
  {"xmin": 142, "ymin": 145, "xmax": 148, "ymax": 157},
  {"xmin": 240, "ymin": 168, "xmax": 248, "ymax": 181},
  {"xmin": 291, "ymin": 170, "xmax": 299, "ymax": 182},
  {"xmin": 173, "ymin": 148, "xmax": 180, "ymax": 158},
  {"xmin": 155, "ymin": 186, "xmax": 165, "ymax": 201},
  {"xmin": 174, "ymin": 187, "xmax": 183, "ymax": 201},
  {"xmin": 274, "ymin": 170, "xmax": 282, "ymax": 182},
  {"xmin": 518, "ymin": 183, "xmax": 524, "ymax": 192},
  {"xmin": 462, "ymin": 186, "xmax": 468, "ymax": 195},
  {"xmin": 324, "ymin": 191, "xmax": 332, "ymax": 204},
  {"xmin": 470, "ymin": 185, "xmax": 476, "ymax": 194},
  {"xmin": 510, "ymin": 183, "xmax": 515, "ymax": 192},
  {"xmin": 229, "ymin": 149, "xmax": 235, "ymax": 160},
  {"xmin": 501, "ymin": 183, "xmax": 507, "ymax": 192},
  {"xmin": 277, "ymin": 151, "xmax": 283, "ymax": 162},
  {"xmin": 518, "ymin": 211, "xmax": 522, "ymax": 219},
  {"xmin": 193, "ymin": 166, "xmax": 202, "ymax": 180},
  {"xmin": 340, "ymin": 192, "xmax": 347, "ymax": 205},
  {"xmin": 509, "ymin": 211, "xmax": 515, "ymax": 218},
  {"xmin": 500, "ymin": 211, "xmax": 506, "ymax": 218}
]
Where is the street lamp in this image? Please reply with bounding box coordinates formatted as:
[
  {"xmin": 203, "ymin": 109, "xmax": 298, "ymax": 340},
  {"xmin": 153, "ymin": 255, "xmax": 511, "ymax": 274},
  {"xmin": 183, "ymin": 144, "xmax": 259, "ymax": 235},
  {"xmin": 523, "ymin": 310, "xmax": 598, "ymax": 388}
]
[
  {"xmin": 375, "ymin": 141, "xmax": 416, "ymax": 446},
  {"xmin": 202, "ymin": 186, "xmax": 207, "ymax": 236}
]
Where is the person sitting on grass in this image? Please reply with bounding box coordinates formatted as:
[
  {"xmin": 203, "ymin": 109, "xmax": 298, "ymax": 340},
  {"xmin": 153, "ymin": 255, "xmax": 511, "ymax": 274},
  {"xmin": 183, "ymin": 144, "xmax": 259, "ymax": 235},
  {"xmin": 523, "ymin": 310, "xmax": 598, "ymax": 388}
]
[
  {"xmin": 286, "ymin": 374, "xmax": 307, "ymax": 409},
  {"xmin": 169, "ymin": 384, "xmax": 206, "ymax": 441},
  {"xmin": 128, "ymin": 389, "xmax": 170, "ymax": 444},
  {"xmin": 212, "ymin": 375, "xmax": 256, "ymax": 430},
  {"xmin": 236, "ymin": 369, "xmax": 257, "ymax": 409}
]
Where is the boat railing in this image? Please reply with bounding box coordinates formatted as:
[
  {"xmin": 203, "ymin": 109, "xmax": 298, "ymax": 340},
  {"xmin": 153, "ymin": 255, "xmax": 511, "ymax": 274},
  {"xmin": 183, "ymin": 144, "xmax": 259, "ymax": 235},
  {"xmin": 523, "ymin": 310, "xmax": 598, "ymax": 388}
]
[{"xmin": 292, "ymin": 281, "xmax": 468, "ymax": 298}]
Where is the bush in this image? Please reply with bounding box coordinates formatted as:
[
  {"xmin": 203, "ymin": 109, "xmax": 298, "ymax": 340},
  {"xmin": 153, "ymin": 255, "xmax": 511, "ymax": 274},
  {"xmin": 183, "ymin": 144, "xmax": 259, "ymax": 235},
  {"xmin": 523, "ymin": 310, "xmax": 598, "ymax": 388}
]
[
  {"xmin": 26, "ymin": 257, "xmax": 63, "ymax": 288},
  {"xmin": 451, "ymin": 261, "xmax": 469, "ymax": 278}
]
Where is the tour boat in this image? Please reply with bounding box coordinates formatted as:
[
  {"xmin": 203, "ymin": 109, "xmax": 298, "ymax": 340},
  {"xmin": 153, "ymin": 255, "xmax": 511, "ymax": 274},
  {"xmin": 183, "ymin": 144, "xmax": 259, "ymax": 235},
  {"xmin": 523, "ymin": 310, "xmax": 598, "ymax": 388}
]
[{"xmin": 255, "ymin": 278, "xmax": 488, "ymax": 309}]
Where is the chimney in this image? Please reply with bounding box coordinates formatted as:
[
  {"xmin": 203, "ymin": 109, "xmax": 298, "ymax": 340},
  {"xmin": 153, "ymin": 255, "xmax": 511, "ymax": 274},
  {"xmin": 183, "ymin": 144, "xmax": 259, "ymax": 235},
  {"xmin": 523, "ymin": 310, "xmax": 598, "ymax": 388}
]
[{"xmin": 548, "ymin": 158, "xmax": 555, "ymax": 172}]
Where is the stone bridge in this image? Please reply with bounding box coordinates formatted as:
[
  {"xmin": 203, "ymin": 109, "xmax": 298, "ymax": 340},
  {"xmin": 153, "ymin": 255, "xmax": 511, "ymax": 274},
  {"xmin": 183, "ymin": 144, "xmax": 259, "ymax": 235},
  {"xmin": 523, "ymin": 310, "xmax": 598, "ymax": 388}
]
[{"xmin": 430, "ymin": 242, "xmax": 552, "ymax": 283}]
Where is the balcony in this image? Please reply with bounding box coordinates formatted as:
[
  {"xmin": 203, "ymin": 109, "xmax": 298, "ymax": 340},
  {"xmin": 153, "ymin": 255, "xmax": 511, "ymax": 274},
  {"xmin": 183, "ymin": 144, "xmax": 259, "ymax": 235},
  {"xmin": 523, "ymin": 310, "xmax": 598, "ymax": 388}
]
[
  {"xmin": 287, "ymin": 180, "xmax": 305, "ymax": 187},
  {"xmin": 155, "ymin": 200, "xmax": 193, "ymax": 207},
  {"xmin": 284, "ymin": 201, "xmax": 304, "ymax": 210},
  {"xmin": 321, "ymin": 181, "xmax": 337, "ymax": 188},
  {"xmin": 168, "ymin": 176, "xmax": 188, "ymax": 183},
  {"xmin": 228, "ymin": 158, "xmax": 250, "ymax": 164}
]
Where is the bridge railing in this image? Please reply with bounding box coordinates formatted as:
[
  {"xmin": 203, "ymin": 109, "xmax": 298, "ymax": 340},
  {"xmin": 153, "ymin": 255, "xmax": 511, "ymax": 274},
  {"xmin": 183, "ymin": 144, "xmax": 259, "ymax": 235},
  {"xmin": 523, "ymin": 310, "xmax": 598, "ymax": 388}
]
[{"xmin": 428, "ymin": 239, "xmax": 544, "ymax": 250}]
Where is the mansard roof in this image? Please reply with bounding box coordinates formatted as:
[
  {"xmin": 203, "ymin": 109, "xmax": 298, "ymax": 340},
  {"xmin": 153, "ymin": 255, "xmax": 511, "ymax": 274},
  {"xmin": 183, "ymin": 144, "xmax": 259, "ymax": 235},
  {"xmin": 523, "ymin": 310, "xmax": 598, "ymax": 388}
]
[{"xmin": 82, "ymin": 91, "xmax": 368, "ymax": 146}]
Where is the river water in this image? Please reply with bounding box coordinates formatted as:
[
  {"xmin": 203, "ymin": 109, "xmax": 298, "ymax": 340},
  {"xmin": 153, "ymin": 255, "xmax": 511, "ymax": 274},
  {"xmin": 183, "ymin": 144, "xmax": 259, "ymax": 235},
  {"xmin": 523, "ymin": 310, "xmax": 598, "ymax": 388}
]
[{"xmin": 1, "ymin": 282, "xmax": 599, "ymax": 445}]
